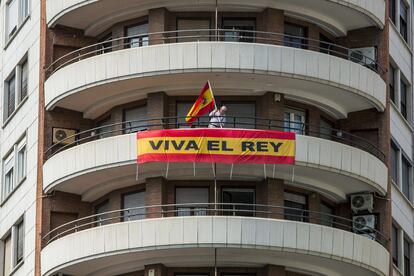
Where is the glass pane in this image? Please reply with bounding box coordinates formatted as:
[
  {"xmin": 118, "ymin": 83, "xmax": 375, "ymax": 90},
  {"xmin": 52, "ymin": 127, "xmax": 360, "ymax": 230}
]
[
  {"xmin": 284, "ymin": 23, "xmax": 307, "ymax": 49},
  {"xmin": 284, "ymin": 109, "xmax": 306, "ymax": 134},
  {"xmin": 21, "ymin": 61, "xmax": 28, "ymax": 101},
  {"xmin": 222, "ymin": 19, "xmax": 255, "ymax": 42},
  {"xmin": 16, "ymin": 221, "xmax": 24, "ymax": 263},
  {"xmin": 402, "ymin": 157, "xmax": 410, "ymax": 200},
  {"xmin": 4, "ymin": 234, "xmax": 12, "ymax": 276},
  {"xmin": 391, "ymin": 142, "xmax": 399, "ymax": 183},
  {"xmin": 127, "ymin": 23, "xmax": 149, "ymax": 48},
  {"xmin": 320, "ymin": 203, "xmax": 333, "ymax": 226},
  {"xmin": 122, "ymin": 191, "xmax": 146, "ymax": 220},
  {"xmin": 177, "ymin": 19, "xmax": 211, "ymax": 42},
  {"xmin": 21, "ymin": 0, "xmax": 29, "ymax": 19},
  {"xmin": 17, "ymin": 146, "xmax": 26, "ymax": 182},
  {"xmin": 222, "ymin": 189, "xmax": 255, "ymax": 216},
  {"xmin": 223, "ymin": 102, "xmax": 256, "ymax": 128},
  {"xmin": 8, "ymin": 75, "xmax": 16, "ymax": 117},
  {"xmin": 176, "ymin": 102, "xmax": 210, "ymax": 128},
  {"xmin": 284, "ymin": 192, "xmax": 307, "ymax": 222},
  {"xmin": 6, "ymin": 0, "xmax": 18, "ymax": 39},
  {"xmin": 95, "ymin": 201, "xmax": 110, "ymax": 226},
  {"xmin": 123, "ymin": 106, "xmax": 147, "ymax": 133},
  {"xmin": 392, "ymin": 225, "xmax": 399, "ymax": 265},
  {"xmin": 176, "ymin": 188, "xmax": 209, "ymax": 216},
  {"xmin": 96, "ymin": 117, "xmax": 112, "ymax": 138},
  {"xmin": 320, "ymin": 119, "xmax": 333, "ymax": 140}
]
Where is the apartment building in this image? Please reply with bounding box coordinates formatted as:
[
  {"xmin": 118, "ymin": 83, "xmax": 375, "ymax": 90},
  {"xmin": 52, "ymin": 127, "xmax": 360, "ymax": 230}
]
[{"xmin": 0, "ymin": 0, "xmax": 410, "ymax": 276}]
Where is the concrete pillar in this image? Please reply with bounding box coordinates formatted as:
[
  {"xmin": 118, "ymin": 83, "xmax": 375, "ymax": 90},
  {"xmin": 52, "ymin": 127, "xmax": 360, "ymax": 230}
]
[
  {"xmin": 256, "ymin": 92, "xmax": 284, "ymax": 130},
  {"xmin": 145, "ymin": 264, "xmax": 167, "ymax": 276},
  {"xmin": 264, "ymin": 265, "xmax": 286, "ymax": 276},
  {"xmin": 147, "ymin": 92, "xmax": 167, "ymax": 129},
  {"xmin": 148, "ymin": 8, "xmax": 168, "ymax": 45},
  {"xmin": 145, "ymin": 177, "xmax": 167, "ymax": 218}
]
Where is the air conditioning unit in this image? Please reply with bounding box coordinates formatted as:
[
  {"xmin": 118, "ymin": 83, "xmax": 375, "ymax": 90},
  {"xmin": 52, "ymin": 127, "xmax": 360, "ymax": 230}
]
[
  {"xmin": 52, "ymin": 128, "xmax": 77, "ymax": 145},
  {"xmin": 349, "ymin": 47, "xmax": 377, "ymax": 69},
  {"xmin": 353, "ymin": 214, "xmax": 376, "ymax": 233},
  {"xmin": 350, "ymin": 193, "xmax": 374, "ymax": 213}
]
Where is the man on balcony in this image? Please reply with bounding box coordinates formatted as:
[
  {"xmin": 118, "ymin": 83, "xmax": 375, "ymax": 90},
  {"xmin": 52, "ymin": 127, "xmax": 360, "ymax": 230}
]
[{"xmin": 209, "ymin": 106, "xmax": 227, "ymax": 128}]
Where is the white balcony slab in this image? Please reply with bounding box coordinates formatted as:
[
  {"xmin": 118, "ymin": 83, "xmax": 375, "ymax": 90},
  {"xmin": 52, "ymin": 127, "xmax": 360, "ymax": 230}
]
[
  {"xmin": 41, "ymin": 217, "xmax": 389, "ymax": 276},
  {"xmin": 45, "ymin": 42, "xmax": 386, "ymax": 120},
  {"xmin": 43, "ymin": 133, "xmax": 388, "ymax": 202},
  {"xmin": 46, "ymin": 0, "xmax": 385, "ymax": 37}
]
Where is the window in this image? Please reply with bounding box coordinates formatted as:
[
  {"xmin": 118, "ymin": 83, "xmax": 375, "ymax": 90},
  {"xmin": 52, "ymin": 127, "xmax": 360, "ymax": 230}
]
[
  {"xmin": 400, "ymin": 79, "xmax": 408, "ymax": 119},
  {"xmin": 391, "ymin": 140, "xmax": 399, "ymax": 184},
  {"xmin": 389, "ymin": 64, "xmax": 396, "ymax": 103},
  {"xmin": 320, "ymin": 118, "xmax": 333, "ymax": 140},
  {"xmin": 320, "ymin": 202, "xmax": 334, "ymax": 227},
  {"xmin": 222, "ymin": 102, "xmax": 256, "ymax": 128},
  {"xmin": 177, "ymin": 18, "xmax": 211, "ymax": 42},
  {"xmin": 319, "ymin": 34, "xmax": 333, "ymax": 55},
  {"xmin": 126, "ymin": 23, "xmax": 148, "ymax": 48},
  {"xmin": 176, "ymin": 102, "xmax": 210, "ymax": 128},
  {"xmin": 2, "ymin": 135, "xmax": 27, "ymax": 201},
  {"xmin": 4, "ymin": 57, "xmax": 29, "ymax": 121},
  {"xmin": 6, "ymin": 74, "xmax": 16, "ymax": 118},
  {"xmin": 284, "ymin": 192, "xmax": 308, "ymax": 222},
  {"xmin": 123, "ymin": 105, "xmax": 147, "ymax": 133},
  {"xmin": 222, "ymin": 18, "xmax": 256, "ymax": 42},
  {"xmin": 6, "ymin": 0, "xmax": 18, "ymax": 40},
  {"xmin": 404, "ymin": 237, "xmax": 411, "ymax": 276},
  {"xmin": 390, "ymin": 0, "xmax": 396, "ymax": 23},
  {"xmin": 95, "ymin": 200, "xmax": 110, "ymax": 226},
  {"xmin": 393, "ymin": 224, "xmax": 399, "ymax": 266},
  {"xmin": 176, "ymin": 187, "xmax": 209, "ymax": 216},
  {"xmin": 122, "ymin": 191, "xmax": 146, "ymax": 221},
  {"xmin": 284, "ymin": 108, "xmax": 306, "ymax": 134},
  {"xmin": 6, "ymin": 0, "xmax": 29, "ymax": 42},
  {"xmin": 98, "ymin": 34, "xmax": 112, "ymax": 54},
  {"xmin": 284, "ymin": 23, "xmax": 307, "ymax": 49},
  {"xmin": 20, "ymin": 60, "xmax": 28, "ymax": 101},
  {"xmin": 96, "ymin": 116, "xmax": 112, "ymax": 139},
  {"xmin": 402, "ymin": 156, "xmax": 411, "ymax": 200},
  {"xmin": 2, "ymin": 219, "xmax": 24, "ymax": 276},
  {"xmin": 222, "ymin": 188, "xmax": 255, "ymax": 216},
  {"xmin": 400, "ymin": 0, "xmax": 408, "ymax": 42}
]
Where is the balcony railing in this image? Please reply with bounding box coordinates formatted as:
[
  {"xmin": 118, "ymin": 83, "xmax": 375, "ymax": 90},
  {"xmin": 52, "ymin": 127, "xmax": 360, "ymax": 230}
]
[
  {"xmin": 42, "ymin": 203, "xmax": 387, "ymax": 247},
  {"xmin": 45, "ymin": 116, "xmax": 385, "ymax": 162},
  {"xmin": 46, "ymin": 28, "xmax": 384, "ymax": 77}
]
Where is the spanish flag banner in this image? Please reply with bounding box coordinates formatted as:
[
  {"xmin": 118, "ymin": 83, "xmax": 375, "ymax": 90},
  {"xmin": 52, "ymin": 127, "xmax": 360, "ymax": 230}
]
[
  {"xmin": 185, "ymin": 81, "xmax": 216, "ymax": 125},
  {"xmin": 137, "ymin": 129, "xmax": 295, "ymax": 165}
]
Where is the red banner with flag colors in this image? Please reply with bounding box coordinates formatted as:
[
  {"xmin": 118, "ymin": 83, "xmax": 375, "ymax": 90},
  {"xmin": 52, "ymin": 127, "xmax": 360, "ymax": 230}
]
[{"xmin": 137, "ymin": 129, "xmax": 295, "ymax": 165}]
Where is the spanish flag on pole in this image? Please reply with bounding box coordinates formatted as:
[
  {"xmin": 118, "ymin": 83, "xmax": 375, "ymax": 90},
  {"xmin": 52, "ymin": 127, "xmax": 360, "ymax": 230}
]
[{"xmin": 186, "ymin": 81, "xmax": 216, "ymax": 125}]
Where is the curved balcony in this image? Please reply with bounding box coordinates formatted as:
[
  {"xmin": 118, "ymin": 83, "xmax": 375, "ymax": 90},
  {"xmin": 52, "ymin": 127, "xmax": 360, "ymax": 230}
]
[
  {"xmin": 41, "ymin": 204, "xmax": 389, "ymax": 276},
  {"xmin": 46, "ymin": 0, "xmax": 385, "ymax": 37},
  {"xmin": 45, "ymin": 30, "xmax": 386, "ymax": 120},
  {"xmin": 42, "ymin": 117, "xmax": 387, "ymax": 202}
]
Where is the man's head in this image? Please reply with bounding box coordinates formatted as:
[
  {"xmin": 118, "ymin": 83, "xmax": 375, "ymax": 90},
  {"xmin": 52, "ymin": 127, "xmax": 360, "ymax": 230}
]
[{"xmin": 220, "ymin": 106, "xmax": 227, "ymax": 114}]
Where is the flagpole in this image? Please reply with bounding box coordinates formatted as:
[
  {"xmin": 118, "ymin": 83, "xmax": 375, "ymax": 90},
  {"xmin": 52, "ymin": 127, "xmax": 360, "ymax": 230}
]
[
  {"xmin": 208, "ymin": 80, "xmax": 218, "ymax": 110},
  {"xmin": 215, "ymin": 0, "xmax": 218, "ymax": 42}
]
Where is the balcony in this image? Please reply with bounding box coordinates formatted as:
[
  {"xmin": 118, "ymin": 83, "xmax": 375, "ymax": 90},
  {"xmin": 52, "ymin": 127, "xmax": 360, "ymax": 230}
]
[
  {"xmin": 43, "ymin": 116, "xmax": 387, "ymax": 202},
  {"xmin": 45, "ymin": 30, "xmax": 386, "ymax": 120},
  {"xmin": 46, "ymin": 0, "xmax": 385, "ymax": 37},
  {"xmin": 41, "ymin": 204, "xmax": 389, "ymax": 276}
]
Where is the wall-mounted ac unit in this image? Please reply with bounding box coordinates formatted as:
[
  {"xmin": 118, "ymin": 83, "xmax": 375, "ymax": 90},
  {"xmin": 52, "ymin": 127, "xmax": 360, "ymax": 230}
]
[
  {"xmin": 52, "ymin": 128, "xmax": 77, "ymax": 145},
  {"xmin": 353, "ymin": 214, "xmax": 376, "ymax": 232},
  {"xmin": 350, "ymin": 193, "xmax": 374, "ymax": 213},
  {"xmin": 349, "ymin": 47, "xmax": 377, "ymax": 69}
]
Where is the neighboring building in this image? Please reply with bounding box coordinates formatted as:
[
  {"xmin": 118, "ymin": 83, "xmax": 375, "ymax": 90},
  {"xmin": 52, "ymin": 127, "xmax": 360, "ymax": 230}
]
[{"xmin": 1, "ymin": 0, "xmax": 413, "ymax": 276}]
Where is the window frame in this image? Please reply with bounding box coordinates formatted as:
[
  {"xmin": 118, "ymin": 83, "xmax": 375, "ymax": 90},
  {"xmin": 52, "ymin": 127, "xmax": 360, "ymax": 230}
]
[
  {"xmin": 1, "ymin": 217, "xmax": 25, "ymax": 275},
  {"xmin": 124, "ymin": 22, "xmax": 149, "ymax": 48},
  {"xmin": 1, "ymin": 134, "xmax": 27, "ymax": 203},
  {"xmin": 404, "ymin": 236, "xmax": 411, "ymax": 276},
  {"xmin": 401, "ymin": 154, "xmax": 412, "ymax": 201},
  {"xmin": 399, "ymin": 0, "xmax": 409, "ymax": 42},
  {"xmin": 5, "ymin": 0, "xmax": 30, "ymax": 43}
]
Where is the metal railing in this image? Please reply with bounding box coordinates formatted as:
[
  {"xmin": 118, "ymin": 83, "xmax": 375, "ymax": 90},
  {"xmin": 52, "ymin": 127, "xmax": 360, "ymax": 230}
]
[
  {"xmin": 45, "ymin": 116, "xmax": 385, "ymax": 162},
  {"xmin": 46, "ymin": 28, "xmax": 384, "ymax": 76},
  {"xmin": 42, "ymin": 203, "xmax": 387, "ymax": 247}
]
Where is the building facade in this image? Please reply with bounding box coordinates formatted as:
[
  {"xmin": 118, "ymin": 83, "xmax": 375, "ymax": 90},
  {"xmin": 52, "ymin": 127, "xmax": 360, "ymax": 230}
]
[{"xmin": 0, "ymin": 0, "xmax": 412, "ymax": 276}]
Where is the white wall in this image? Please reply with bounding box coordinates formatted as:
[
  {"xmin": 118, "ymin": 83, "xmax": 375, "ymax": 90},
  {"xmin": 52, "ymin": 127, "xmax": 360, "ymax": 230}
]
[{"xmin": 0, "ymin": 0, "xmax": 40, "ymax": 276}]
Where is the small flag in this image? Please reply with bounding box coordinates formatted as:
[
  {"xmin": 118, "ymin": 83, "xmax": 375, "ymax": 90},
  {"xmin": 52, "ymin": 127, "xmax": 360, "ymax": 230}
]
[{"xmin": 186, "ymin": 81, "xmax": 216, "ymax": 125}]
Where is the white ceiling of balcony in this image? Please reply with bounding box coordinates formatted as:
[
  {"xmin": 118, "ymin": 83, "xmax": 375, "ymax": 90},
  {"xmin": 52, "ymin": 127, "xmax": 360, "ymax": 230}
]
[{"xmin": 48, "ymin": 0, "xmax": 384, "ymax": 37}]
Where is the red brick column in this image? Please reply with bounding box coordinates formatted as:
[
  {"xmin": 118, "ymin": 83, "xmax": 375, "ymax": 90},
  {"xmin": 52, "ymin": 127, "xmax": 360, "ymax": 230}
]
[
  {"xmin": 147, "ymin": 92, "xmax": 168, "ymax": 129},
  {"xmin": 149, "ymin": 8, "xmax": 168, "ymax": 45},
  {"xmin": 145, "ymin": 177, "xmax": 167, "ymax": 218}
]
